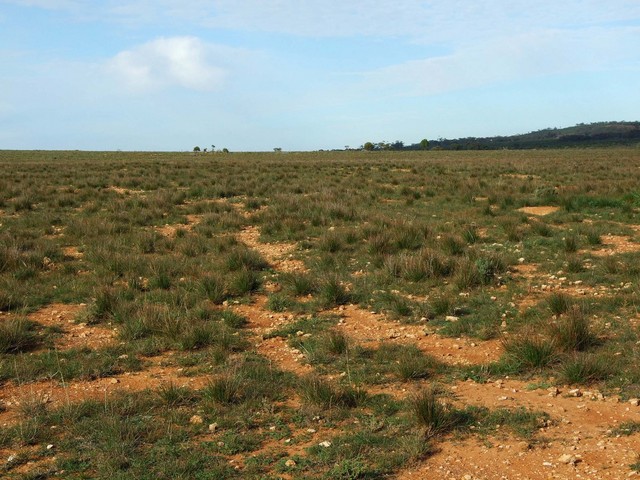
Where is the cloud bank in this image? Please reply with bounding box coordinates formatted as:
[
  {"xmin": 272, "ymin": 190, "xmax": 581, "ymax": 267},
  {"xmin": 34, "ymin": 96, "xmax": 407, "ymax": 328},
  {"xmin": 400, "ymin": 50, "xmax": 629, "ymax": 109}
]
[{"xmin": 106, "ymin": 36, "xmax": 244, "ymax": 92}]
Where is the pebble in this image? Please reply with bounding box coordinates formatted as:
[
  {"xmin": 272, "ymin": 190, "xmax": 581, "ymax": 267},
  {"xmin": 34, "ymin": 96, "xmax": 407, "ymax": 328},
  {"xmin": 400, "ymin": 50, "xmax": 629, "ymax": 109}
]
[
  {"xmin": 629, "ymin": 398, "xmax": 640, "ymax": 406},
  {"xmin": 189, "ymin": 415, "xmax": 204, "ymax": 425},
  {"xmin": 445, "ymin": 316, "xmax": 459, "ymax": 322},
  {"xmin": 285, "ymin": 459, "xmax": 296, "ymax": 467},
  {"xmin": 568, "ymin": 389, "xmax": 582, "ymax": 397},
  {"xmin": 208, "ymin": 423, "xmax": 218, "ymax": 432},
  {"xmin": 319, "ymin": 441, "xmax": 332, "ymax": 448}
]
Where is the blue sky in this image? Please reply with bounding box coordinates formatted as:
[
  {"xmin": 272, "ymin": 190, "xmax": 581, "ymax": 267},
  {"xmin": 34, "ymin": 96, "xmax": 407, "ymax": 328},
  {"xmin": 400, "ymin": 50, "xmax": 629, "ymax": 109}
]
[{"xmin": 1, "ymin": 0, "xmax": 639, "ymax": 151}]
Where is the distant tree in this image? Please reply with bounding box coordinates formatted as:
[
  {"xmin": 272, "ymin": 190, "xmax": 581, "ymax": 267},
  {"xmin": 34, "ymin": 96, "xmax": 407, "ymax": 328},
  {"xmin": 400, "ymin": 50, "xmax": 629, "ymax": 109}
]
[
  {"xmin": 222, "ymin": 148, "xmax": 229, "ymax": 153},
  {"xmin": 420, "ymin": 139, "xmax": 429, "ymax": 150},
  {"xmin": 391, "ymin": 140, "xmax": 404, "ymax": 150},
  {"xmin": 363, "ymin": 142, "xmax": 374, "ymax": 151},
  {"xmin": 203, "ymin": 148, "xmax": 207, "ymax": 153},
  {"xmin": 193, "ymin": 146, "xmax": 201, "ymax": 152},
  {"xmin": 273, "ymin": 147, "xmax": 282, "ymax": 152},
  {"xmin": 211, "ymin": 145, "xmax": 215, "ymax": 151}
]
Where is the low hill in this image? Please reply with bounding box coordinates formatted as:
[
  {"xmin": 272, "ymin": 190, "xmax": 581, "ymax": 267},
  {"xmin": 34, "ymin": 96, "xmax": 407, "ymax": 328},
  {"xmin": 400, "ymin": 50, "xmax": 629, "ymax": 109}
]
[{"xmin": 417, "ymin": 121, "xmax": 640, "ymax": 150}]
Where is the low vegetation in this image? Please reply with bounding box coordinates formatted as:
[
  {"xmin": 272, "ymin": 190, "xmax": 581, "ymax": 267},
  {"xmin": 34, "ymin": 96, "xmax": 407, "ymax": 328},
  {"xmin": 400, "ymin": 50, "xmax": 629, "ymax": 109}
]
[{"xmin": 1, "ymin": 148, "xmax": 640, "ymax": 478}]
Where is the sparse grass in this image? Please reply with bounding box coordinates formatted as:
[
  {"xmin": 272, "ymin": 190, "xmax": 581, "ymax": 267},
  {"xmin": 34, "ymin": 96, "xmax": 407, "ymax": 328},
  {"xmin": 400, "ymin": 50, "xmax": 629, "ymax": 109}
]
[{"xmin": 2, "ymin": 149, "xmax": 640, "ymax": 479}]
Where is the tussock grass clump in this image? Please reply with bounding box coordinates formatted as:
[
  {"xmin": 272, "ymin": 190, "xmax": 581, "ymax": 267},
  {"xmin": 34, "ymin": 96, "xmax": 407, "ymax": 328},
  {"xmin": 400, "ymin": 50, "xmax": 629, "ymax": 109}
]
[
  {"xmin": 298, "ymin": 375, "xmax": 366, "ymax": 409},
  {"xmin": 502, "ymin": 335, "xmax": 557, "ymax": 372},
  {"xmin": 411, "ymin": 387, "xmax": 467, "ymax": 438},
  {"xmin": 440, "ymin": 234, "xmax": 466, "ymax": 256},
  {"xmin": 318, "ymin": 275, "xmax": 350, "ymax": 308},
  {"xmin": 560, "ymin": 353, "xmax": 612, "ymax": 385},
  {"xmin": 225, "ymin": 248, "xmax": 269, "ymax": 272},
  {"xmin": 0, "ymin": 317, "xmax": 40, "ymax": 354},
  {"xmin": 322, "ymin": 330, "xmax": 350, "ymax": 355},
  {"xmin": 386, "ymin": 249, "xmax": 452, "ymax": 282},
  {"xmin": 201, "ymin": 274, "xmax": 227, "ymax": 304},
  {"xmin": 280, "ymin": 272, "xmax": 317, "ymax": 296},
  {"xmin": 157, "ymin": 383, "xmax": 198, "ymax": 408},
  {"xmin": 396, "ymin": 349, "xmax": 439, "ymax": 381},
  {"xmin": 266, "ymin": 293, "xmax": 293, "ymax": 312},
  {"xmin": 228, "ymin": 268, "xmax": 261, "ymax": 296},
  {"xmin": 549, "ymin": 305, "xmax": 597, "ymax": 352},
  {"xmin": 563, "ymin": 234, "xmax": 579, "ymax": 253},
  {"xmin": 546, "ymin": 293, "xmax": 574, "ymax": 316},
  {"xmin": 204, "ymin": 374, "xmax": 245, "ymax": 405}
]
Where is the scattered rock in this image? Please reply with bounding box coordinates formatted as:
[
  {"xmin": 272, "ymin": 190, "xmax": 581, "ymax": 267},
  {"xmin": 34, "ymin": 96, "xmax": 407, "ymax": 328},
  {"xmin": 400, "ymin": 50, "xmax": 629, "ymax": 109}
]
[
  {"xmin": 445, "ymin": 316, "xmax": 459, "ymax": 322},
  {"xmin": 285, "ymin": 459, "xmax": 297, "ymax": 467},
  {"xmin": 190, "ymin": 415, "xmax": 204, "ymax": 425},
  {"xmin": 319, "ymin": 441, "xmax": 332, "ymax": 448},
  {"xmin": 568, "ymin": 389, "xmax": 582, "ymax": 397},
  {"xmin": 628, "ymin": 398, "xmax": 640, "ymax": 406},
  {"xmin": 558, "ymin": 453, "xmax": 581, "ymax": 466},
  {"xmin": 208, "ymin": 423, "xmax": 218, "ymax": 432}
]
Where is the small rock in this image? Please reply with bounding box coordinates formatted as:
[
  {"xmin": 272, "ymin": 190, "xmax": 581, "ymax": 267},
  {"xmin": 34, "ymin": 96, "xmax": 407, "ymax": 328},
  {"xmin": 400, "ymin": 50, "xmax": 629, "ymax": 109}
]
[
  {"xmin": 628, "ymin": 398, "xmax": 640, "ymax": 406},
  {"xmin": 110, "ymin": 378, "xmax": 120, "ymax": 384},
  {"xmin": 319, "ymin": 441, "xmax": 332, "ymax": 448},
  {"xmin": 568, "ymin": 389, "xmax": 582, "ymax": 397},
  {"xmin": 296, "ymin": 331, "xmax": 304, "ymax": 337},
  {"xmin": 445, "ymin": 316, "xmax": 459, "ymax": 322},
  {"xmin": 548, "ymin": 387, "xmax": 560, "ymax": 397},
  {"xmin": 208, "ymin": 423, "xmax": 218, "ymax": 432},
  {"xmin": 285, "ymin": 459, "xmax": 296, "ymax": 468},
  {"xmin": 558, "ymin": 454, "xmax": 581, "ymax": 466},
  {"xmin": 46, "ymin": 444, "xmax": 54, "ymax": 450},
  {"xmin": 190, "ymin": 415, "xmax": 204, "ymax": 425}
]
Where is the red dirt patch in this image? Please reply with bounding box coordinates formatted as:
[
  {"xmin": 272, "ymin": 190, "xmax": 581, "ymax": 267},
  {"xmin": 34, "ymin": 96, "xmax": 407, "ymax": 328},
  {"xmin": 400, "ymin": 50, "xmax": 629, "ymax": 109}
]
[
  {"xmin": 398, "ymin": 378, "xmax": 640, "ymax": 480},
  {"xmin": 0, "ymin": 357, "xmax": 212, "ymax": 427},
  {"xmin": 232, "ymin": 297, "xmax": 313, "ymax": 375},
  {"xmin": 518, "ymin": 206, "xmax": 560, "ymax": 216},
  {"xmin": 27, "ymin": 303, "xmax": 116, "ymax": 351},
  {"xmin": 585, "ymin": 234, "xmax": 640, "ymax": 256},
  {"xmin": 62, "ymin": 246, "xmax": 83, "ymax": 259},
  {"xmin": 155, "ymin": 214, "xmax": 203, "ymax": 238},
  {"xmin": 237, "ymin": 226, "xmax": 306, "ymax": 273},
  {"xmin": 334, "ymin": 304, "xmax": 501, "ymax": 365}
]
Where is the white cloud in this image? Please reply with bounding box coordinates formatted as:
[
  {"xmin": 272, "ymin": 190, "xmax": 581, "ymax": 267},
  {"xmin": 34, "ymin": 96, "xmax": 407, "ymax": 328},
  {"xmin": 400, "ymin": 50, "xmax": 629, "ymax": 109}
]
[
  {"xmin": 360, "ymin": 26, "xmax": 640, "ymax": 96},
  {"xmin": 106, "ymin": 36, "xmax": 237, "ymax": 92}
]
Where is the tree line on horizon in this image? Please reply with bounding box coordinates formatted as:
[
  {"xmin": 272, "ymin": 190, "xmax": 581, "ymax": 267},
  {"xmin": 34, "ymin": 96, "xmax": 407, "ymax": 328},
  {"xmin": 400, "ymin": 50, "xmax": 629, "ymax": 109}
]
[{"xmin": 359, "ymin": 121, "xmax": 640, "ymax": 151}]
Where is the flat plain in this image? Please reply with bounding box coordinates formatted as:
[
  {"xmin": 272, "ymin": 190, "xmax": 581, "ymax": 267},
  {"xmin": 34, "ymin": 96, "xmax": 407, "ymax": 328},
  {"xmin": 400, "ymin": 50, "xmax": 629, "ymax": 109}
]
[{"xmin": 1, "ymin": 148, "xmax": 640, "ymax": 479}]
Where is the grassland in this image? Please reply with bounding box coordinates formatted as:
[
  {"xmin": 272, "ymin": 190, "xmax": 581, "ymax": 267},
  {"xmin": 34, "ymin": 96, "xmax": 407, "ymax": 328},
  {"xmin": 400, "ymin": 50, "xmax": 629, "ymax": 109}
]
[{"xmin": 1, "ymin": 148, "xmax": 640, "ymax": 479}]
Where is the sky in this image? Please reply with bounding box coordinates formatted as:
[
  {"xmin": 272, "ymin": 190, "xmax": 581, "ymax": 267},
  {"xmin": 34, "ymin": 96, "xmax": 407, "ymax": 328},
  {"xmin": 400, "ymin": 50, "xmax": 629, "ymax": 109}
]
[{"xmin": 1, "ymin": 1, "xmax": 639, "ymax": 151}]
